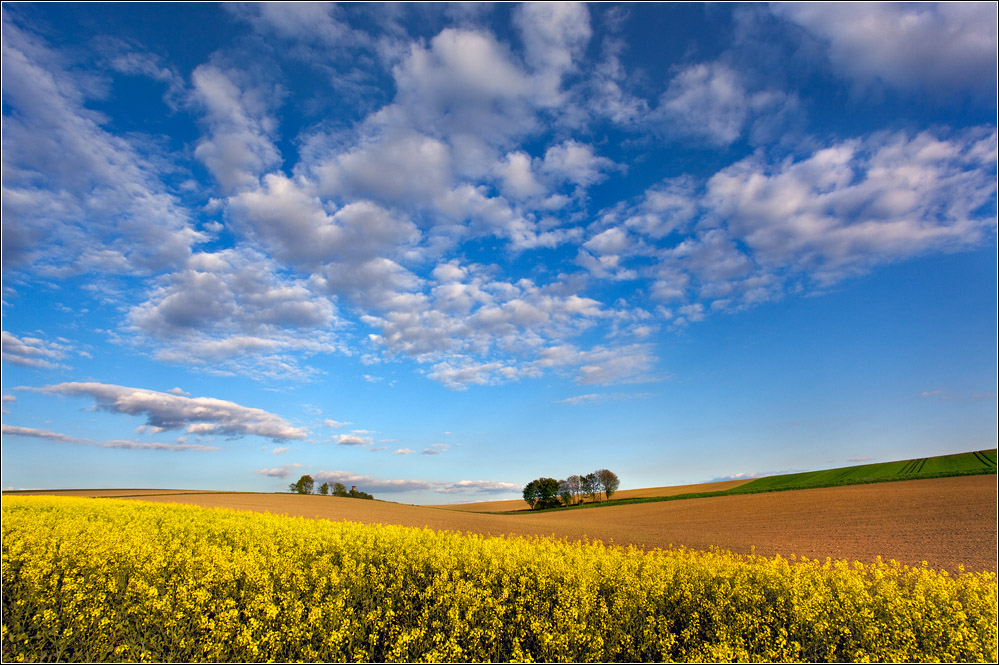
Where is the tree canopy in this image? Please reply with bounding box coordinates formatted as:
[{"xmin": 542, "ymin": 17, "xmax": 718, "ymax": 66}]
[
  {"xmin": 523, "ymin": 469, "xmax": 621, "ymax": 509},
  {"xmin": 288, "ymin": 474, "xmax": 314, "ymax": 495}
]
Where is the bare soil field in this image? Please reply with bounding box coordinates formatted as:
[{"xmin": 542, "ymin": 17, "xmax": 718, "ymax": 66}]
[
  {"xmin": 427, "ymin": 478, "xmax": 753, "ymax": 513},
  {"xmin": 10, "ymin": 475, "xmax": 995, "ymax": 572}
]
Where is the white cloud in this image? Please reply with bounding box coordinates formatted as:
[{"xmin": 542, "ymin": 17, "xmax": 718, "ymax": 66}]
[
  {"xmin": 2, "ymin": 424, "xmax": 219, "ymax": 452},
  {"xmin": 1, "ymin": 331, "xmax": 71, "ymax": 370},
  {"xmin": 513, "ymin": 2, "xmax": 592, "ymax": 105},
  {"xmin": 272, "ymin": 447, "xmax": 289, "ymax": 455},
  {"xmin": 316, "ymin": 129, "xmax": 454, "ymax": 208},
  {"xmin": 578, "ymin": 36, "xmax": 649, "ymax": 125},
  {"xmin": 1, "ymin": 15, "xmax": 201, "ymax": 275},
  {"xmin": 33, "ymin": 382, "xmax": 307, "ymax": 440},
  {"xmin": 255, "ymin": 463, "xmax": 302, "ymax": 478},
  {"xmin": 422, "ymin": 443, "xmax": 449, "ymax": 455},
  {"xmin": 232, "ymin": 2, "xmax": 355, "ymax": 46},
  {"xmin": 324, "ymin": 419, "xmax": 351, "ymax": 429},
  {"xmin": 707, "ymin": 128, "xmax": 997, "ymax": 283},
  {"xmin": 391, "ymin": 28, "xmax": 535, "ymax": 146},
  {"xmin": 495, "ymin": 151, "xmax": 547, "ymax": 200},
  {"xmin": 603, "ymin": 176, "xmax": 700, "ymax": 239},
  {"xmin": 227, "ymin": 175, "xmax": 425, "ymax": 311},
  {"xmin": 657, "ymin": 62, "xmax": 793, "ymax": 146},
  {"xmin": 336, "ymin": 433, "xmax": 373, "ymax": 446},
  {"xmin": 540, "ymin": 140, "xmax": 618, "ymax": 188},
  {"xmin": 190, "ymin": 65, "xmax": 282, "ymax": 194},
  {"xmin": 573, "ymin": 344, "xmax": 657, "ymax": 386},
  {"xmin": 359, "ymin": 260, "xmax": 628, "ymax": 389},
  {"xmin": 393, "ymin": 448, "xmax": 415, "ymax": 455},
  {"xmin": 532, "ymin": 342, "xmax": 658, "ymax": 386},
  {"xmin": 774, "ymin": 3, "xmax": 997, "ymax": 98},
  {"xmin": 127, "ymin": 248, "xmax": 341, "ymax": 378}
]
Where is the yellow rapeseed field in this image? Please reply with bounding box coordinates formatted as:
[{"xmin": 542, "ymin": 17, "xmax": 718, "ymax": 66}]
[{"xmin": 2, "ymin": 496, "xmax": 996, "ymax": 662}]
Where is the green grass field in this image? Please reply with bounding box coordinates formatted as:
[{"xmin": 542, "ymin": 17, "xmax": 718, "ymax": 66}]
[
  {"xmin": 511, "ymin": 449, "xmax": 997, "ymax": 514},
  {"xmin": 738, "ymin": 449, "xmax": 997, "ymax": 493}
]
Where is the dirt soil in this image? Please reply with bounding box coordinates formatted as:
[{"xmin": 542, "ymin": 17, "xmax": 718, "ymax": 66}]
[{"xmin": 11, "ymin": 475, "xmax": 996, "ymax": 573}]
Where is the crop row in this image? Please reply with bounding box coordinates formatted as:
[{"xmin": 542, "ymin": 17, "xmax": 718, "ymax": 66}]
[{"xmin": 2, "ymin": 496, "xmax": 996, "ymax": 662}]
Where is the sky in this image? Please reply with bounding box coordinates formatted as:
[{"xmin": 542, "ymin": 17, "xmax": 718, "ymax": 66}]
[{"xmin": 2, "ymin": 3, "xmax": 996, "ymax": 504}]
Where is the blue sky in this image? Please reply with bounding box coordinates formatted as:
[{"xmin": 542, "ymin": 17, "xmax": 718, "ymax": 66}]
[{"xmin": 2, "ymin": 3, "xmax": 996, "ymax": 503}]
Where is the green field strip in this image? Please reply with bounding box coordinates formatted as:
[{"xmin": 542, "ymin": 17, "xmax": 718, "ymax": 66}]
[{"xmin": 972, "ymin": 450, "xmax": 996, "ymax": 469}]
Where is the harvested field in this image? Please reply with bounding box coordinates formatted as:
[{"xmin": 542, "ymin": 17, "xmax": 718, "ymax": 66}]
[
  {"xmin": 26, "ymin": 474, "xmax": 995, "ymax": 573},
  {"xmin": 427, "ymin": 478, "xmax": 753, "ymax": 513}
]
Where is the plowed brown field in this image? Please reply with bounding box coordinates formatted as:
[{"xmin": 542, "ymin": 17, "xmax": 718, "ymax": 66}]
[{"xmin": 10, "ymin": 475, "xmax": 995, "ymax": 572}]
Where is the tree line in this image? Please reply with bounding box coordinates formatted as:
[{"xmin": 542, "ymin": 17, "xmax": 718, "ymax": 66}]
[
  {"xmin": 522, "ymin": 469, "xmax": 620, "ymax": 510},
  {"xmin": 288, "ymin": 474, "xmax": 373, "ymax": 500}
]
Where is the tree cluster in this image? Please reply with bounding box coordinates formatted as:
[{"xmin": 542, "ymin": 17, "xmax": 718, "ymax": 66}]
[
  {"xmin": 288, "ymin": 475, "xmax": 373, "ymax": 500},
  {"xmin": 522, "ymin": 469, "xmax": 620, "ymax": 510}
]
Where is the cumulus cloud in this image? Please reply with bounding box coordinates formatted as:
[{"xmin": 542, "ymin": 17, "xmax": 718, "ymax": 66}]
[
  {"xmin": 230, "ymin": 3, "xmax": 357, "ymax": 47},
  {"xmin": 656, "ymin": 62, "xmax": 794, "ymax": 146},
  {"xmin": 2, "ymin": 424, "xmax": 219, "ymax": 452},
  {"xmin": 540, "ymin": 140, "xmax": 618, "ymax": 188},
  {"xmin": 1, "ymin": 331, "xmax": 71, "ymax": 370},
  {"xmin": 774, "ymin": 2, "xmax": 997, "ymax": 99},
  {"xmin": 1, "ymin": 15, "xmax": 202, "ymax": 275},
  {"xmin": 33, "ymin": 382, "xmax": 306, "ymax": 440},
  {"xmin": 707, "ymin": 128, "xmax": 997, "ymax": 283},
  {"xmin": 128, "ymin": 248, "xmax": 341, "ymax": 379},
  {"xmin": 596, "ymin": 126, "xmax": 996, "ymax": 321},
  {"xmin": 359, "ymin": 260, "xmax": 628, "ymax": 389},
  {"xmin": 336, "ymin": 433, "xmax": 373, "ymax": 446},
  {"xmin": 391, "ymin": 28, "xmax": 535, "ymax": 147},
  {"xmin": 255, "ymin": 463, "xmax": 302, "ymax": 478},
  {"xmin": 190, "ymin": 65, "xmax": 282, "ymax": 194},
  {"xmin": 393, "ymin": 448, "xmax": 415, "ymax": 455},
  {"xmin": 513, "ymin": 2, "xmax": 592, "ymax": 105}
]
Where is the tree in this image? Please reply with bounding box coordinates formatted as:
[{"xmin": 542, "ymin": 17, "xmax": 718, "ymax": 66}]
[
  {"xmin": 558, "ymin": 479, "xmax": 573, "ymax": 507},
  {"xmin": 523, "ymin": 479, "xmax": 541, "ymax": 509},
  {"xmin": 332, "ymin": 482, "xmax": 348, "ymax": 497},
  {"xmin": 595, "ymin": 469, "xmax": 620, "ymax": 500},
  {"xmin": 289, "ymin": 474, "xmax": 314, "ymax": 494},
  {"xmin": 318, "ymin": 482, "xmax": 330, "ymax": 496},
  {"xmin": 580, "ymin": 472, "xmax": 599, "ymax": 502},
  {"xmin": 535, "ymin": 477, "xmax": 561, "ymax": 509},
  {"xmin": 565, "ymin": 474, "xmax": 583, "ymax": 505}
]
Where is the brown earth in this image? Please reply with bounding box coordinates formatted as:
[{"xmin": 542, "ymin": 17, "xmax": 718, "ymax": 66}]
[
  {"xmin": 426, "ymin": 478, "xmax": 753, "ymax": 513},
  {"xmin": 15, "ymin": 475, "xmax": 994, "ymax": 573}
]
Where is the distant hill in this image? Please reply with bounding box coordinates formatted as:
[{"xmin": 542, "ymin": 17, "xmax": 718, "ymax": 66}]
[{"xmin": 737, "ymin": 449, "xmax": 997, "ymax": 493}]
